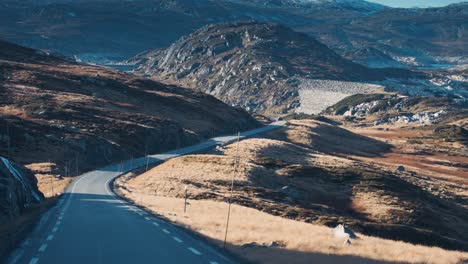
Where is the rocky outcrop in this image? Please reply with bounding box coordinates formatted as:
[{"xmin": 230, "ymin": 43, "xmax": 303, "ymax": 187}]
[
  {"xmin": 0, "ymin": 156, "xmax": 43, "ymax": 225},
  {"xmin": 131, "ymin": 22, "xmax": 408, "ymax": 114},
  {"xmin": 324, "ymin": 93, "xmax": 467, "ymax": 125}
]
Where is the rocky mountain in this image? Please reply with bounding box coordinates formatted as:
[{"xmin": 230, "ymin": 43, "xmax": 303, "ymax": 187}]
[
  {"xmin": 0, "ymin": 156, "xmax": 43, "ymax": 226},
  {"xmin": 130, "ymin": 21, "xmax": 413, "ymax": 114},
  {"xmin": 0, "ymin": 0, "xmax": 466, "ymax": 68},
  {"xmin": 0, "ymin": 0, "xmax": 385, "ymax": 64},
  {"xmin": 326, "ymin": 2, "xmax": 468, "ymax": 68},
  {"xmin": 0, "ymin": 39, "xmax": 259, "ymax": 177}
]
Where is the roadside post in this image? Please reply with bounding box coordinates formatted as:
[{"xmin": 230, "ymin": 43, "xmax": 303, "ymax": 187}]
[
  {"xmin": 184, "ymin": 185, "xmax": 188, "ymax": 213},
  {"xmin": 145, "ymin": 156, "xmax": 150, "ymax": 171}
]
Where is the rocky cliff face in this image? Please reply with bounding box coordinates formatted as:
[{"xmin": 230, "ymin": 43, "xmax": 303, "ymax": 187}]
[
  {"xmin": 131, "ymin": 22, "xmax": 408, "ymax": 114},
  {"xmin": 0, "ymin": 39, "xmax": 260, "ymax": 177},
  {"xmin": 0, "ymin": 156, "xmax": 43, "ymax": 225}
]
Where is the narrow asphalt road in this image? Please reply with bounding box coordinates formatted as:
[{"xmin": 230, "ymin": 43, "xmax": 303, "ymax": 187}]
[{"xmin": 7, "ymin": 121, "xmax": 286, "ymax": 264}]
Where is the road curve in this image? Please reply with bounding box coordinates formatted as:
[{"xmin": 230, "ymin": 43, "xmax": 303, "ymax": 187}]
[{"xmin": 7, "ymin": 121, "xmax": 286, "ymax": 264}]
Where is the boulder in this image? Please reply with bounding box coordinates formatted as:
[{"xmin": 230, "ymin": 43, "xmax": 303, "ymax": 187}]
[
  {"xmin": 331, "ymin": 224, "xmax": 357, "ymax": 244},
  {"xmin": 0, "ymin": 156, "xmax": 44, "ymax": 225}
]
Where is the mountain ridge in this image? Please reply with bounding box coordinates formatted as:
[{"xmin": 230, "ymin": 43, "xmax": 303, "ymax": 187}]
[
  {"xmin": 130, "ymin": 21, "xmax": 414, "ymax": 114},
  {"xmin": 1, "ymin": 0, "xmax": 465, "ymax": 68}
]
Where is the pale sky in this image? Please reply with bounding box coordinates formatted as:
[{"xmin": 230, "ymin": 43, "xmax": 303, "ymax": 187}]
[{"xmin": 367, "ymin": 0, "xmax": 466, "ymax": 7}]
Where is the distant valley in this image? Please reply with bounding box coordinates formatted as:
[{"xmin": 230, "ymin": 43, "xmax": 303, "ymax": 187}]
[{"xmin": 0, "ymin": 0, "xmax": 466, "ymax": 69}]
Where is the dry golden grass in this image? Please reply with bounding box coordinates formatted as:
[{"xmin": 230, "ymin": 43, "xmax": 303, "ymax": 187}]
[
  {"xmin": 127, "ymin": 155, "xmax": 248, "ymax": 197},
  {"xmin": 352, "ymin": 192, "xmax": 407, "ymax": 223},
  {"xmin": 222, "ymin": 137, "xmax": 316, "ymax": 164},
  {"xmin": 117, "ymin": 192, "xmax": 468, "ymax": 264},
  {"xmin": 268, "ymin": 119, "xmax": 391, "ymax": 157},
  {"xmin": 25, "ymin": 163, "xmax": 72, "ymax": 198},
  {"xmin": 117, "ymin": 119, "xmax": 468, "ymax": 262},
  {"xmin": 125, "ymin": 138, "xmax": 316, "ymax": 198},
  {"xmin": 345, "ymin": 125, "xmax": 468, "ymax": 199}
]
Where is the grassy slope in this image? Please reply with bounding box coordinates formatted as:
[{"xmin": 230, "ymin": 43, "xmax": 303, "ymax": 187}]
[{"xmin": 116, "ymin": 119, "xmax": 468, "ymax": 263}]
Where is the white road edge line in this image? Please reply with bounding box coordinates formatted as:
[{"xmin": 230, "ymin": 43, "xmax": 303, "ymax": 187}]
[
  {"xmin": 173, "ymin": 236, "xmax": 183, "ymax": 243},
  {"xmin": 188, "ymin": 247, "xmax": 202, "ymax": 255},
  {"xmin": 9, "ymin": 249, "xmax": 24, "ymax": 264},
  {"xmin": 38, "ymin": 244, "xmax": 47, "ymax": 252},
  {"xmin": 28, "ymin": 257, "xmax": 39, "ymax": 264},
  {"xmin": 16, "ymin": 173, "xmax": 93, "ymax": 264},
  {"xmin": 18, "ymin": 122, "xmax": 282, "ymax": 264},
  {"xmin": 162, "ymin": 229, "xmax": 170, "ymax": 234}
]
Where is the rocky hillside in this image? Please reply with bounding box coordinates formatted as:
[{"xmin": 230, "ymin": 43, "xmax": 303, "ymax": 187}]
[
  {"xmin": 0, "ymin": 0, "xmax": 466, "ymax": 68},
  {"xmin": 0, "ymin": 39, "xmax": 259, "ymax": 178},
  {"xmin": 0, "ymin": 156, "xmax": 43, "ymax": 226},
  {"xmin": 0, "ymin": 0, "xmax": 388, "ymax": 64},
  {"xmin": 117, "ymin": 119, "xmax": 468, "ymax": 251},
  {"xmin": 334, "ymin": 2, "xmax": 468, "ymax": 68},
  {"xmin": 131, "ymin": 22, "xmax": 412, "ymax": 114},
  {"xmin": 324, "ymin": 94, "xmax": 468, "ymax": 126}
]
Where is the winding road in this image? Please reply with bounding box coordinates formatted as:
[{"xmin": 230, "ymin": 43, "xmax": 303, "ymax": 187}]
[{"xmin": 7, "ymin": 121, "xmax": 286, "ymax": 264}]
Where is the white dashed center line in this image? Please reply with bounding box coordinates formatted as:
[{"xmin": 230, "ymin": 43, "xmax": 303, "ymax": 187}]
[
  {"xmin": 152, "ymin": 222, "xmax": 159, "ymax": 227},
  {"xmin": 52, "ymin": 227, "xmax": 58, "ymax": 233},
  {"xmin": 172, "ymin": 236, "xmax": 183, "ymax": 243},
  {"xmin": 47, "ymin": 234, "xmax": 54, "ymax": 241},
  {"xmin": 38, "ymin": 244, "xmax": 47, "ymax": 252},
  {"xmin": 162, "ymin": 229, "xmax": 170, "ymax": 234},
  {"xmin": 188, "ymin": 247, "xmax": 202, "ymax": 255},
  {"xmin": 144, "ymin": 217, "xmax": 151, "ymax": 221},
  {"xmin": 28, "ymin": 257, "xmax": 39, "ymax": 264},
  {"xmin": 209, "ymin": 261, "xmax": 219, "ymax": 264}
]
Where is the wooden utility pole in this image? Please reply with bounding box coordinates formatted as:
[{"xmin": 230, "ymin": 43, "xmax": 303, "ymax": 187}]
[
  {"xmin": 75, "ymin": 154, "xmax": 79, "ymax": 176},
  {"xmin": 184, "ymin": 186, "xmax": 188, "ymax": 213},
  {"xmin": 223, "ymin": 132, "xmax": 241, "ymax": 249},
  {"xmin": 49, "ymin": 161, "xmax": 54, "ymax": 196},
  {"xmin": 6, "ymin": 122, "xmax": 10, "ymax": 158}
]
